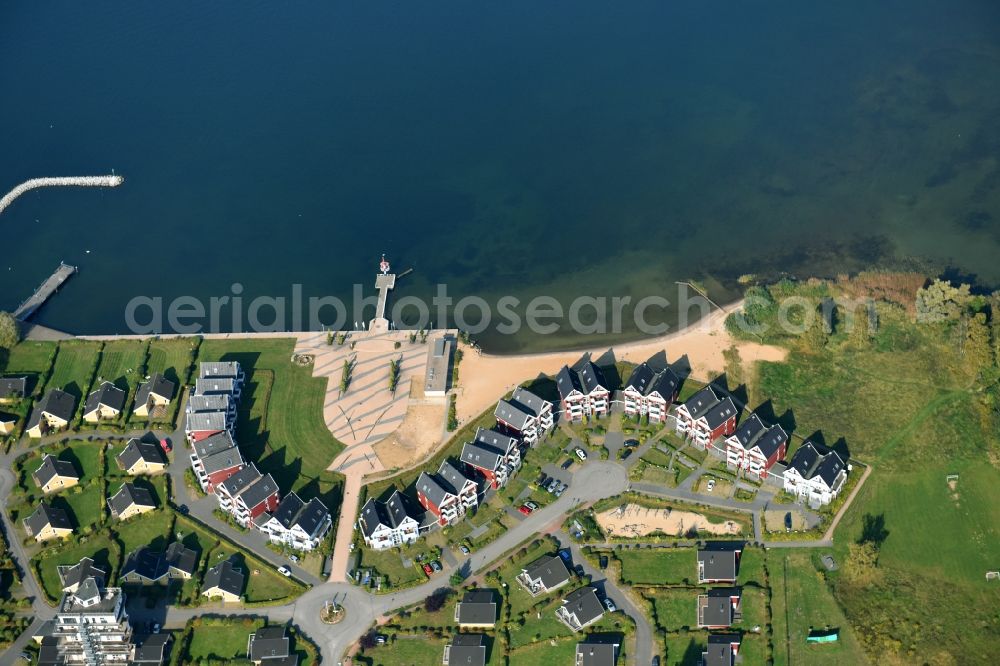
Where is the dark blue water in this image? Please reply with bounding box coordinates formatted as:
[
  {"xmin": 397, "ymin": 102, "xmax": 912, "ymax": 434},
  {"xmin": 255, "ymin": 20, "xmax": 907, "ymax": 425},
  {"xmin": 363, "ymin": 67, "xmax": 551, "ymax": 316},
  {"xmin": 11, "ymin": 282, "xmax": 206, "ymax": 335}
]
[{"xmin": 2, "ymin": 1, "xmax": 999, "ymax": 351}]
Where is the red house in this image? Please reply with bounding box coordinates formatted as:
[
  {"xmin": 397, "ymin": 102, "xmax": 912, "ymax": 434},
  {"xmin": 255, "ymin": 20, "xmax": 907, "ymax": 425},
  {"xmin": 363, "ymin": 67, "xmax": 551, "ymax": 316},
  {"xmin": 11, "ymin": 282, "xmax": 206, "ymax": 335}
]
[
  {"xmin": 674, "ymin": 386, "xmax": 738, "ymax": 449},
  {"xmin": 725, "ymin": 413, "xmax": 788, "ymax": 480},
  {"xmin": 415, "ymin": 461, "xmax": 478, "ymax": 526},
  {"xmin": 217, "ymin": 463, "xmax": 280, "ymax": 527},
  {"xmin": 460, "ymin": 429, "xmax": 520, "ymax": 489},
  {"xmin": 189, "ymin": 431, "xmax": 243, "ymax": 493}
]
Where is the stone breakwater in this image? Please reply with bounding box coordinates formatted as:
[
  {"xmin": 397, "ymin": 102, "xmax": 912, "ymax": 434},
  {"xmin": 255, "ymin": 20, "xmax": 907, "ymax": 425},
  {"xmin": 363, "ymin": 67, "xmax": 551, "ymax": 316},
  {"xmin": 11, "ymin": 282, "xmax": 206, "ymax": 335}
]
[{"xmin": 0, "ymin": 174, "xmax": 124, "ymax": 216}]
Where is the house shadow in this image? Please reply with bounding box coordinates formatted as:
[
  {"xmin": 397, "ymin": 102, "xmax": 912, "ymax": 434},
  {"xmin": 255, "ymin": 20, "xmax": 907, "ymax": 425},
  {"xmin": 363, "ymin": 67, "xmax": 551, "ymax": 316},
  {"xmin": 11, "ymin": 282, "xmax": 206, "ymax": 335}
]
[
  {"xmin": 524, "ymin": 374, "xmax": 559, "ymax": 403},
  {"xmin": 708, "ymin": 374, "xmax": 749, "ymax": 409},
  {"xmin": 49, "ymin": 496, "xmax": 79, "ymax": 527},
  {"xmin": 749, "ymin": 400, "xmax": 797, "ymax": 434},
  {"xmin": 57, "ymin": 449, "xmax": 83, "ymax": 476},
  {"xmin": 829, "ymin": 437, "xmax": 851, "ymax": 460},
  {"xmin": 61, "ymin": 380, "xmax": 83, "ymax": 401},
  {"xmin": 259, "ymin": 447, "xmax": 302, "ymax": 492},
  {"xmin": 296, "ymin": 477, "xmax": 344, "ymax": 513},
  {"xmin": 679, "ymin": 636, "xmax": 704, "ymax": 665}
]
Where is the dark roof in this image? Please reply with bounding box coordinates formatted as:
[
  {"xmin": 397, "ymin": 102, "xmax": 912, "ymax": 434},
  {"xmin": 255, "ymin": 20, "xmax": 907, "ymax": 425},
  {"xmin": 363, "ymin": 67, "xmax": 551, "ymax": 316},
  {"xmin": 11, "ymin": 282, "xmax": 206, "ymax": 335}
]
[
  {"xmin": 135, "ymin": 372, "xmax": 176, "ymax": 404},
  {"xmin": 625, "ymin": 363, "xmax": 656, "ymax": 394},
  {"xmin": 268, "ymin": 492, "xmax": 305, "ymax": 530},
  {"xmin": 122, "ymin": 547, "xmax": 168, "ymax": 582},
  {"xmin": 239, "ymin": 473, "xmax": 279, "ymax": 510},
  {"xmin": 576, "ymin": 642, "xmax": 619, "ymax": 666},
  {"xmin": 650, "ymin": 367, "xmax": 680, "ymax": 399},
  {"xmin": 416, "ymin": 472, "xmax": 451, "ymax": 509},
  {"xmin": 460, "ymin": 441, "xmax": 503, "ymax": 472},
  {"xmin": 293, "ymin": 497, "xmax": 330, "ymax": 536},
  {"xmin": 701, "ymin": 587, "xmax": 741, "ymax": 626},
  {"xmin": 57, "ymin": 557, "xmax": 107, "ymax": 590},
  {"xmin": 27, "ymin": 389, "xmax": 76, "ymax": 429},
  {"xmin": 556, "ymin": 365, "xmax": 583, "ymax": 400},
  {"xmin": 561, "ymin": 587, "xmax": 605, "ymax": 626},
  {"xmin": 359, "ymin": 491, "xmax": 417, "ymax": 537},
  {"xmin": 701, "ymin": 396, "xmax": 738, "ymax": 430},
  {"xmin": 681, "ymin": 386, "xmax": 722, "ymax": 419},
  {"xmin": 752, "ymin": 424, "xmax": 789, "ymax": 459},
  {"xmin": 109, "ymin": 482, "xmax": 156, "ymax": 516},
  {"xmin": 219, "ymin": 464, "xmax": 262, "ymax": 498},
  {"xmin": 203, "ymin": 560, "xmax": 244, "ymax": 597},
  {"xmin": 193, "ymin": 431, "xmax": 238, "ymax": 459},
  {"xmin": 418, "ymin": 461, "xmax": 474, "ymax": 508},
  {"xmin": 557, "ymin": 360, "xmax": 609, "ymax": 400},
  {"xmin": 249, "ymin": 625, "xmax": 289, "ymax": 661},
  {"xmin": 523, "ymin": 554, "xmax": 571, "ymax": 589},
  {"xmin": 703, "ymin": 634, "xmax": 740, "ymax": 666},
  {"xmin": 495, "ymin": 399, "xmax": 532, "ymax": 430},
  {"xmin": 33, "ymin": 454, "xmax": 79, "ymax": 487},
  {"xmin": 165, "ymin": 541, "xmax": 198, "ymax": 576},
  {"xmin": 0, "ymin": 376, "xmax": 27, "ymax": 400},
  {"xmin": 37, "ymin": 635, "xmax": 63, "ymax": 666},
  {"xmin": 438, "ymin": 460, "xmax": 474, "ymax": 493},
  {"xmin": 24, "ymin": 502, "xmax": 72, "ymax": 535},
  {"xmin": 117, "ymin": 438, "xmax": 167, "ymax": 470},
  {"xmin": 511, "ymin": 387, "xmax": 549, "ymax": 415},
  {"xmin": 133, "ymin": 633, "xmax": 171, "ymax": 664},
  {"xmin": 788, "ymin": 442, "xmax": 846, "ymax": 488},
  {"xmin": 730, "ymin": 413, "xmax": 766, "ymax": 447},
  {"xmin": 698, "ymin": 542, "xmax": 743, "ymax": 581},
  {"xmin": 447, "ymin": 633, "xmax": 486, "ymax": 666},
  {"xmin": 474, "ymin": 428, "xmax": 517, "ymax": 453},
  {"xmin": 84, "ymin": 381, "xmax": 126, "ymax": 415},
  {"xmin": 457, "ymin": 589, "xmax": 497, "ymax": 625}
]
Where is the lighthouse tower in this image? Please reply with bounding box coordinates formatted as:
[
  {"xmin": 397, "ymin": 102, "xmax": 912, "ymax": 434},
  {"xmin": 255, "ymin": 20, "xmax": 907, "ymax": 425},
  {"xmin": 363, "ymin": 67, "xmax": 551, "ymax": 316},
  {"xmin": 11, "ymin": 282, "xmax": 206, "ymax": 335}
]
[{"xmin": 371, "ymin": 254, "xmax": 396, "ymax": 333}]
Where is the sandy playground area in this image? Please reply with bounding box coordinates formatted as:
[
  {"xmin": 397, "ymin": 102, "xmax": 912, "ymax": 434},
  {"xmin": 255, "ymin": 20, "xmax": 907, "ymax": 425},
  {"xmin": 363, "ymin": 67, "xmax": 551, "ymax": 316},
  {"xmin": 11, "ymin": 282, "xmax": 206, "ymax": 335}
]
[{"xmin": 597, "ymin": 503, "xmax": 743, "ymax": 538}]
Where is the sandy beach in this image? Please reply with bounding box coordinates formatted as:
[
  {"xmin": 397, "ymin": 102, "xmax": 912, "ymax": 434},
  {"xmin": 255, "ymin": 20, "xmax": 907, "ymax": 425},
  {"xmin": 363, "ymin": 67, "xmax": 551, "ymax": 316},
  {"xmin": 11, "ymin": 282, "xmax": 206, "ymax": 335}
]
[{"xmin": 454, "ymin": 301, "xmax": 787, "ymax": 424}]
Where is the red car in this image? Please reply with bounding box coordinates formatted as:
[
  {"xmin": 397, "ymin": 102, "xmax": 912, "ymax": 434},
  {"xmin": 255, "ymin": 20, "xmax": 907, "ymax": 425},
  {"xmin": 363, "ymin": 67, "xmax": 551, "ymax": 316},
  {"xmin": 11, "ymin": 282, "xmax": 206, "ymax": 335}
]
[
  {"xmin": 422, "ymin": 563, "xmax": 434, "ymax": 576},
  {"xmin": 518, "ymin": 504, "xmax": 533, "ymax": 515},
  {"xmin": 160, "ymin": 438, "xmax": 172, "ymax": 453}
]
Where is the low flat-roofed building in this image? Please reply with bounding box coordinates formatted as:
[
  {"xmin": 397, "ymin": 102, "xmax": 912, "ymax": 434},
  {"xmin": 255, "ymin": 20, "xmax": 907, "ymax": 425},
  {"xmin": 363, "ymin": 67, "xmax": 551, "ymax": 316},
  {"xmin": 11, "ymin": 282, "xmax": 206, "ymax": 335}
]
[{"xmin": 424, "ymin": 335, "xmax": 454, "ymax": 396}]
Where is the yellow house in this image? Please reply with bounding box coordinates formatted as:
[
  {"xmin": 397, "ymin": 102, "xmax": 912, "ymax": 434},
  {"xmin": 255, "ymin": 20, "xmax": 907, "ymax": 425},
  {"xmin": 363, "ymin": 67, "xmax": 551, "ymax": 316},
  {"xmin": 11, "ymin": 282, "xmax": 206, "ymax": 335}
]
[
  {"xmin": 116, "ymin": 439, "xmax": 168, "ymax": 476},
  {"xmin": 108, "ymin": 482, "xmax": 157, "ymax": 520},
  {"xmin": 32, "ymin": 454, "xmax": 80, "ymax": 494},
  {"xmin": 0, "ymin": 414, "xmax": 15, "ymax": 435},
  {"xmin": 133, "ymin": 373, "xmax": 177, "ymax": 418},
  {"xmin": 26, "ymin": 389, "xmax": 75, "ymax": 438},
  {"xmin": 24, "ymin": 503, "xmax": 73, "ymax": 543},
  {"xmin": 201, "ymin": 560, "xmax": 244, "ymax": 603},
  {"xmin": 83, "ymin": 382, "xmax": 126, "ymax": 423}
]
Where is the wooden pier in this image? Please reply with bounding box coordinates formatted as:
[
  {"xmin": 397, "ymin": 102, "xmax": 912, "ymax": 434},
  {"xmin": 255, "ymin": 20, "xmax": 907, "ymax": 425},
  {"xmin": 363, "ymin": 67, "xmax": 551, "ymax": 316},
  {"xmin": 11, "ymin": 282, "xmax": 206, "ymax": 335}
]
[{"xmin": 13, "ymin": 262, "xmax": 78, "ymax": 321}]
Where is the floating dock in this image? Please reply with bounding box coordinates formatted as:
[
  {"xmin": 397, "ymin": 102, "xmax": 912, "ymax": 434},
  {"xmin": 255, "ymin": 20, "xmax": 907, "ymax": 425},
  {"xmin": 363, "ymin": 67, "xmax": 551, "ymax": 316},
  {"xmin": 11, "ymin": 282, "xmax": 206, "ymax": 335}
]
[{"xmin": 13, "ymin": 262, "xmax": 78, "ymax": 321}]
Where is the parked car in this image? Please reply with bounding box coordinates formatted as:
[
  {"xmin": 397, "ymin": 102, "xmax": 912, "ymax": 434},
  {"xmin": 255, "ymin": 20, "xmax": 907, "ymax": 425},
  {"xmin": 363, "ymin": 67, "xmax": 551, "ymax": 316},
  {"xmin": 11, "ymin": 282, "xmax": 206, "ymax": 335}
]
[
  {"xmin": 422, "ymin": 563, "xmax": 434, "ymax": 576},
  {"xmin": 554, "ymin": 485, "xmax": 564, "ymax": 498},
  {"xmin": 575, "ymin": 447, "xmax": 588, "ymax": 461},
  {"xmin": 624, "ymin": 439, "xmax": 640, "ymax": 448},
  {"xmin": 537, "ymin": 474, "xmax": 549, "ymax": 488},
  {"xmin": 431, "ymin": 560, "xmax": 442, "ymax": 572},
  {"xmin": 558, "ymin": 549, "xmax": 572, "ymax": 562},
  {"xmin": 289, "ymin": 554, "xmax": 299, "ymax": 563},
  {"xmin": 561, "ymin": 459, "xmax": 574, "ymax": 470},
  {"xmin": 177, "ymin": 504, "xmax": 189, "ymax": 516},
  {"xmin": 375, "ymin": 634, "xmax": 388, "ymax": 645},
  {"xmin": 277, "ymin": 566, "xmax": 292, "ymax": 577},
  {"xmin": 604, "ymin": 598, "xmax": 617, "ymax": 612},
  {"xmin": 706, "ymin": 478, "xmax": 716, "ymax": 492},
  {"xmin": 525, "ymin": 501, "xmax": 538, "ymax": 511},
  {"xmin": 518, "ymin": 504, "xmax": 532, "ymax": 515},
  {"xmin": 151, "ymin": 622, "xmax": 161, "ymax": 634},
  {"xmin": 160, "ymin": 438, "xmax": 172, "ymax": 453},
  {"xmin": 785, "ymin": 512, "xmax": 793, "ymax": 532},
  {"xmin": 652, "ymin": 657, "xmax": 661, "ymax": 666},
  {"xmin": 547, "ymin": 479, "xmax": 560, "ymax": 493},
  {"xmin": 599, "ymin": 555, "xmax": 608, "ymax": 569},
  {"xmin": 574, "ymin": 564, "xmax": 586, "ymax": 577},
  {"xmin": 460, "ymin": 544, "xmax": 470, "ymax": 554}
]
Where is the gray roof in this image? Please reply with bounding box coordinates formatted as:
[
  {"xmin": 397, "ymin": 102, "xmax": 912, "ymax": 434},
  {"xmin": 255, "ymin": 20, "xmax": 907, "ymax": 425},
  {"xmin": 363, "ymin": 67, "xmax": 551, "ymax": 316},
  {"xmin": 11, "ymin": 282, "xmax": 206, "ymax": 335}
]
[
  {"xmin": 24, "ymin": 502, "xmax": 72, "ymax": 535},
  {"xmin": 788, "ymin": 442, "xmax": 846, "ymax": 488},
  {"xmin": 238, "ymin": 473, "xmax": 279, "ymax": 510},
  {"xmin": 83, "ymin": 381, "xmax": 126, "ymax": 415},
  {"xmin": 135, "ymin": 372, "xmax": 176, "ymax": 405},
  {"xmin": 416, "ymin": 471, "xmax": 451, "ymax": 510},
  {"xmin": 0, "ymin": 376, "xmax": 27, "ymax": 400},
  {"xmin": 27, "ymin": 389, "xmax": 76, "ymax": 429},
  {"xmin": 701, "ymin": 587, "xmax": 741, "ymax": 626},
  {"xmin": 199, "ymin": 361, "xmax": 242, "ymax": 379},
  {"xmin": 358, "ymin": 491, "xmax": 417, "ymax": 537},
  {"xmin": 731, "ymin": 413, "xmax": 766, "ymax": 447},
  {"xmin": 557, "ymin": 360, "xmax": 609, "ymax": 400},
  {"xmin": 561, "ymin": 587, "xmax": 605, "ymax": 626},
  {"xmin": 121, "ymin": 547, "xmax": 168, "ymax": 582},
  {"xmin": 293, "ymin": 497, "xmax": 330, "ymax": 536},
  {"xmin": 753, "ymin": 424, "xmax": 789, "ymax": 459},
  {"xmin": 456, "ymin": 589, "xmax": 497, "ymax": 625},
  {"xmin": 576, "ymin": 642, "xmax": 619, "ymax": 666},
  {"xmin": 447, "ymin": 633, "xmax": 486, "ymax": 666},
  {"xmin": 109, "ymin": 482, "xmax": 156, "ymax": 516},
  {"xmin": 460, "ymin": 441, "xmax": 503, "ymax": 472},
  {"xmin": 193, "ymin": 431, "xmax": 237, "ymax": 459},
  {"xmin": 249, "ymin": 626, "xmax": 289, "ymax": 661},
  {"xmin": 218, "ymin": 464, "xmax": 262, "ymax": 498},
  {"xmin": 523, "ymin": 554, "xmax": 571, "ymax": 590},
  {"xmin": 200, "ymin": 447, "xmax": 245, "ymax": 475},
  {"xmin": 187, "ymin": 393, "xmax": 232, "ymax": 413},
  {"xmin": 511, "ymin": 386, "xmax": 549, "ymax": 415},
  {"xmin": 165, "ymin": 541, "xmax": 198, "ymax": 576},
  {"xmin": 57, "ymin": 557, "xmax": 107, "ymax": 590},
  {"xmin": 203, "ymin": 560, "xmax": 244, "ymax": 597},
  {"xmin": 495, "ymin": 399, "xmax": 533, "ymax": 430},
  {"xmin": 195, "ymin": 377, "xmax": 238, "ymax": 396},
  {"xmin": 681, "ymin": 386, "xmax": 722, "ymax": 420},
  {"xmin": 133, "ymin": 634, "xmax": 171, "ymax": 664},
  {"xmin": 186, "ymin": 410, "xmax": 230, "ymax": 433},
  {"xmin": 438, "ymin": 460, "xmax": 475, "ymax": 494},
  {"xmin": 703, "ymin": 634, "xmax": 740, "ymax": 666},
  {"xmin": 702, "ymin": 397, "xmax": 738, "ymax": 430},
  {"xmin": 267, "ymin": 491, "xmax": 306, "ymax": 530},
  {"xmin": 474, "ymin": 428, "xmax": 517, "ymax": 453},
  {"xmin": 116, "ymin": 438, "xmax": 167, "ymax": 470},
  {"xmin": 698, "ymin": 542, "xmax": 743, "ymax": 581},
  {"xmin": 33, "ymin": 454, "xmax": 79, "ymax": 488}
]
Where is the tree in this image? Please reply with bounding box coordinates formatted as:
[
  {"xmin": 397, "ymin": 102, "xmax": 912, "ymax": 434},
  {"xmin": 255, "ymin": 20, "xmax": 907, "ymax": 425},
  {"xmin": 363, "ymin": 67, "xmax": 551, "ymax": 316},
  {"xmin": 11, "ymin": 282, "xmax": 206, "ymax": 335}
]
[
  {"xmin": 965, "ymin": 313, "xmax": 993, "ymax": 378},
  {"xmin": 843, "ymin": 541, "xmax": 881, "ymax": 586},
  {"xmin": 803, "ymin": 310, "xmax": 828, "ymax": 351},
  {"xmin": 0, "ymin": 311, "xmax": 19, "ymax": 349},
  {"xmin": 424, "ymin": 590, "xmax": 448, "ymax": 612},
  {"xmin": 915, "ymin": 279, "xmax": 972, "ymax": 323}
]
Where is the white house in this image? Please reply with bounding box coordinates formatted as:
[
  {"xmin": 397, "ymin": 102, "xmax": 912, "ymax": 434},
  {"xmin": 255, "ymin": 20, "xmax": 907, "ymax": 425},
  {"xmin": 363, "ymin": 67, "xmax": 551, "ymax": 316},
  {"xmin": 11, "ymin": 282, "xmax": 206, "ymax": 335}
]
[
  {"xmin": 622, "ymin": 362, "xmax": 680, "ymax": 424},
  {"xmin": 783, "ymin": 442, "xmax": 848, "ymax": 507},
  {"xmin": 358, "ymin": 491, "xmax": 420, "ymax": 550}
]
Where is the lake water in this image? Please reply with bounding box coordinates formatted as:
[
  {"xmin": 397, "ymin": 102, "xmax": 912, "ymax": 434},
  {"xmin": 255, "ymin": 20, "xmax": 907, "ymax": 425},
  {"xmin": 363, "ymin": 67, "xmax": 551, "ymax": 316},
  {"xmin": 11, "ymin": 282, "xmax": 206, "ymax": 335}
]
[{"xmin": 2, "ymin": 1, "xmax": 999, "ymax": 352}]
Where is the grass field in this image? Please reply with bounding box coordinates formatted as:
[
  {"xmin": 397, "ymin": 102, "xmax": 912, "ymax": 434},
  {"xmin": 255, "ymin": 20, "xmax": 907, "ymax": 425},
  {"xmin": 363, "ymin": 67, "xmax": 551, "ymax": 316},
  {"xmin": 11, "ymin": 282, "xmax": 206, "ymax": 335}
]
[
  {"xmin": 196, "ymin": 339, "xmax": 344, "ymax": 501},
  {"xmin": 145, "ymin": 338, "xmax": 197, "ymax": 385},
  {"xmin": 186, "ymin": 616, "xmax": 264, "ymax": 662},
  {"xmin": 59, "ymin": 482, "xmax": 105, "ymax": 529},
  {"xmin": 507, "ymin": 636, "xmax": 577, "ymax": 665},
  {"xmin": 645, "ymin": 587, "xmax": 696, "ymax": 631},
  {"xmin": 44, "ymin": 340, "xmax": 103, "ymax": 402},
  {"xmin": 117, "ymin": 508, "xmax": 174, "ymax": 553},
  {"xmin": 34, "ymin": 534, "xmax": 119, "ymax": 603},
  {"xmin": 1, "ymin": 340, "xmax": 56, "ymax": 396},
  {"xmin": 93, "ymin": 340, "xmax": 146, "ymax": 391},
  {"xmin": 615, "ymin": 549, "xmax": 693, "ymax": 586}
]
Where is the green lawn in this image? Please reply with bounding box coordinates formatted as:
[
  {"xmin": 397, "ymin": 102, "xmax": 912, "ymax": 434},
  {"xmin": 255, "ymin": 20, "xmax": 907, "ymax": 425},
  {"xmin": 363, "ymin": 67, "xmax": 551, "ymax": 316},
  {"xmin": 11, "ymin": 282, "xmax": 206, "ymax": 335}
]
[
  {"xmin": 1, "ymin": 340, "xmax": 56, "ymax": 396},
  {"xmin": 45, "ymin": 340, "xmax": 103, "ymax": 402},
  {"xmin": 93, "ymin": 340, "xmax": 146, "ymax": 392},
  {"xmin": 59, "ymin": 482, "xmax": 105, "ymax": 530},
  {"xmin": 117, "ymin": 508, "xmax": 174, "ymax": 554},
  {"xmin": 646, "ymin": 588, "xmax": 697, "ymax": 631},
  {"xmin": 33, "ymin": 534, "xmax": 119, "ymax": 603},
  {"xmin": 616, "ymin": 549, "xmax": 694, "ymax": 586},
  {"xmin": 353, "ymin": 542, "xmax": 428, "ymax": 590},
  {"xmin": 368, "ymin": 636, "xmax": 451, "ymax": 666},
  {"xmin": 507, "ymin": 636, "xmax": 578, "ymax": 665},
  {"xmin": 196, "ymin": 339, "xmax": 344, "ymax": 497},
  {"xmin": 62, "ymin": 442, "xmax": 104, "ymax": 480},
  {"xmin": 769, "ymin": 551, "xmax": 868, "ymax": 666},
  {"xmin": 186, "ymin": 616, "xmax": 264, "ymax": 662},
  {"xmin": 145, "ymin": 338, "xmax": 197, "ymax": 385}
]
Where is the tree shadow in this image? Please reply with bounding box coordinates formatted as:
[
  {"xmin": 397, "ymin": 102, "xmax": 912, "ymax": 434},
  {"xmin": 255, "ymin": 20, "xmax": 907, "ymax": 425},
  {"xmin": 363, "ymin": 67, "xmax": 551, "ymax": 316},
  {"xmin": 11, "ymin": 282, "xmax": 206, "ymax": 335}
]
[{"xmin": 858, "ymin": 513, "xmax": 889, "ymax": 547}]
